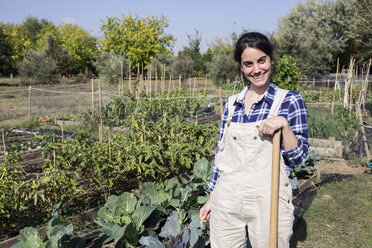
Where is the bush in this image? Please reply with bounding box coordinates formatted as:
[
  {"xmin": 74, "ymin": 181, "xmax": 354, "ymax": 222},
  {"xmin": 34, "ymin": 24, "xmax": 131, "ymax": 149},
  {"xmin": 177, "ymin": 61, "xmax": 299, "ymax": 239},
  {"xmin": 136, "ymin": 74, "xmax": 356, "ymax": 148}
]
[
  {"xmin": 17, "ymin": 49, "xmax": 60, "ymax": 85},
  {"xmin": 93, "ymin": 50, "xmax": 128, "ymax": 84},
  {"xmin": 208, "ymin": 53, "xmax": 236, "ymax": 84},
  {"xmin": 273, "ymin": 54, "xmax": 301, "ymax": 91}
]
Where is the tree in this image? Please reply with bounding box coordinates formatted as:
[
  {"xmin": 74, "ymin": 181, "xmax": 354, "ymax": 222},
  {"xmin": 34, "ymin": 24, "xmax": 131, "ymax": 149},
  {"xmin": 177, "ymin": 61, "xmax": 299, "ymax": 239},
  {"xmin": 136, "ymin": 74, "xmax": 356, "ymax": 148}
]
[
  {"xmin": 59, "ymin": 23, "xmax": 98, "ymax": 75},
  {"xmin": 172, "ymin": 52, "xmax": 194, "ymax": 82},
  {"xmin": 93, "ymin": 50, "xmax": 128, "ymax": 84},
  {"xmin": 45, "ymin": 34, "xmax": 71, "ymax": 76},
  {"xmin": 272, "ymin": 55, "xmax": 301, "ymax": 91},
  {"xmin": 0, "ymin": 25, "xmax": 15, "ymax": 76},
  {"xmin": 273, "ymin": 0, "xmax": 362, "ymax": 74},
  {"xmin": 208, "ymin": 53, "xmax": 236, "ymax": 84},
  {"xmin": 181, "ymin": 30, "xmax": 205, "ymax": 76},
  {"xmin": 100, "ymin": 14, "xmax": 175, "ymax": 69},
  {"xmin": 17, "ymin": 49, "xmax": 59, "ymax": 85}
]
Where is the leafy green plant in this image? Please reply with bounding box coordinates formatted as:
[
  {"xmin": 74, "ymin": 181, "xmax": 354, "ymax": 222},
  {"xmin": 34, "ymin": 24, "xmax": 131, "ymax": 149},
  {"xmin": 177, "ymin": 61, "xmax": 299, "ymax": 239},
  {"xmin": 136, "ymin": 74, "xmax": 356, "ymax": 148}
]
[
  {"xmin": 290, "ymin": 150, "xmax": 322, "ymax": 188},
  {"xmin": 139, "ymin": 211, "xmax": 209, "ymax": 248},
  {"xmin": 0, "ymin": 152, "xmax": 28, "ymax": 219},
  {"xmin": 94, "ymin": 192, "xmax": 159, "ymax": 247},
  {"xmin": 12, "ymin": 202, "xmax": 85, "ymax": 248},
  {"xmin": 273, "ymin": 54, "xmax": 301, "ymax": 91}
]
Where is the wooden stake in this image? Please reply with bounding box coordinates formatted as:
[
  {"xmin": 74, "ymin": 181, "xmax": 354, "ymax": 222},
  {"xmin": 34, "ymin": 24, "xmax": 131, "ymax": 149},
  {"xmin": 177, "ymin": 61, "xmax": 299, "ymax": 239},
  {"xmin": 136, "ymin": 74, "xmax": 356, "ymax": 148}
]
[
  {"xmin": 129, "ymin": 62, "xmax": 132, "ymax": 94},
  {"xmin": 108, "ymin": 128, "xmax": 111, "ymax": 162},
  {"xmin": 2, "ymin": 130, "xmax": 6, "ymax": 155},
  {"xmin": 99, "ymin": 84, "xmax": 103, "ymax": 143},
  {"xmin": 204, "ymin": 75, "xmax": 207, "ymax": 95},
  {"xmin": 28, "ymin": 85, "xmax": 32, "ymax": 117},
  {"xmin": 155, "ymin": 63, "xmax": 158, "ymax": 94},
  {"xmin": 168, "ymin": 75, "xmax": 172, "ymax": 93},
  {"xmin": 269, "ymin": 129, "xmax": 282, "ymax": 248},
  {"xmin": 91, "ymin": 78, "xmax": 94, "ymax": 109},
  {"xmin": 219, "ymin": 87, "xmax": 223, "ymax": 119},
  {"xmin": 149, "ymin": 64, "xmax": 152, "ymax": 95},
  {"xmin": 179, "ymin": 75, "xmax": 181, "ymax": 91},
  {"xmin": 192, "ymin": 77, "xmax": 196, "ymax": 95},
  {"xmin": 61, "ymin": 121, "xmax": 64, "ymax": 142}
]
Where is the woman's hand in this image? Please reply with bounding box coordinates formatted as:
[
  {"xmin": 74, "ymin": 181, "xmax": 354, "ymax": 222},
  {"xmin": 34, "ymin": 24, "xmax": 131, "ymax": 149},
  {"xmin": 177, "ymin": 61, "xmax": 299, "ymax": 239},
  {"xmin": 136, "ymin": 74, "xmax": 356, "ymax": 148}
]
[
  {"xmin": 258, "ymin": 116, "xmax": 289, "ymax": 137},
  {"xmin": 199, "ymin": 193, "xmax": 212, "ymax": 222},
  {"xmin": 259, "ymin": 116, "xmax": 298, "ymax": 151}
]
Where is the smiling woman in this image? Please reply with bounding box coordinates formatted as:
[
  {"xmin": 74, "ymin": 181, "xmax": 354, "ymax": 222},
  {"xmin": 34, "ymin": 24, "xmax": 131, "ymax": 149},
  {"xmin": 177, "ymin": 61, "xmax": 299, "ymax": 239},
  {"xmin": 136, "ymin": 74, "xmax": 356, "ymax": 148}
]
[{"xmin": 199, "ymin": 32, "xmax": 309, "ymax": 248}]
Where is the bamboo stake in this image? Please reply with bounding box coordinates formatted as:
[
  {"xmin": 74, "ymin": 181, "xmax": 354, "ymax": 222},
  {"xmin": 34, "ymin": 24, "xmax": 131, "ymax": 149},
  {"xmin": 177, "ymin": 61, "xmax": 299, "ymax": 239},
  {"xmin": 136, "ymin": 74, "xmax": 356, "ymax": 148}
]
[
  {"xmin": 99, "ymin": 84, "xmax": 103, "ymax": 143},
  {"xmin": 219, "ymin": 87, "xmax": 223, "ymax": 119},
  {"xmin": 28, "ymin": 85, "xmax": 32, "ymax": 117},
  {"xmin": 2, "ymin": 130, "xmax": 6, "ymax": 155},
  {"xmin": 129, "ymin": 62, "xmax": 132, "ymax": 94},
  {"xmin": 149, "ymin": 64, "xmax": 152, "ymax": 95},
  {"xmin": 91, "ymin": 78, "xmax": 94, "ymax": 109},
  {"xmin": 118, "ymin": 78, "xmax": 121, "ymax": 95},
  {"xmin": 179, "ymin": 75, "xmax": 181, "ymax": 92},
  {"xmin": 269, "ymin": 129, "xmax": 282, "ymax": 248},
  {"xmin": 61, "ymin": 121, "xmax": 64, "ymax": 142},
  {"xmin": 155, "ymin": 63, "xmax": 158, "ymax": 94},
  {"xmin": 108, "ymin": 128, "xmax": 111, "ymax": 162},
  {"xmin": 168, "ymin": 75, "xmax": 172, "ymax": 93},
  {"xmin": 121, "ymin": 61, "xmax": 123, "ymax": 95},
  {"xmin": 192, "ymin": 77, "xmax": 196, "ymax": 95},
  {"xmin": 204, "ymin": 75, "xmax": 207, "ymax": 95}
]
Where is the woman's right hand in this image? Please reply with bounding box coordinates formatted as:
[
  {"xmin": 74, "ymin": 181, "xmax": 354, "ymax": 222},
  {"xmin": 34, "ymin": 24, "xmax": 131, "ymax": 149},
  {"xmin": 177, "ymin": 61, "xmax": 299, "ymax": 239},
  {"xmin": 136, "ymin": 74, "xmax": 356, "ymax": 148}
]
[{"xmin": 199, "ymin": 192, "xmax": 212, "ymax": 222}]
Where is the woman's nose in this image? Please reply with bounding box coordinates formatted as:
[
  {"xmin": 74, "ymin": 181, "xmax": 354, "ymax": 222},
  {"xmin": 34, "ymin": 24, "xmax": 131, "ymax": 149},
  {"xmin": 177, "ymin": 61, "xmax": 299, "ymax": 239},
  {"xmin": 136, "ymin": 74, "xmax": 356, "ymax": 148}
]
[{"xmin": 252, "ymin": 64, "xmax": 260, "ymax": 73}]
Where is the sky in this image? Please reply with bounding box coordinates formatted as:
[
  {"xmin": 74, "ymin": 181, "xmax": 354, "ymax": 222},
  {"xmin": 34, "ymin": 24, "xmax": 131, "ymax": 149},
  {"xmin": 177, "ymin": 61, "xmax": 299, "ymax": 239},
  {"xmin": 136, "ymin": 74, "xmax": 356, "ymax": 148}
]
[{"xmin": 0, "ymin": 0, "xmax": 303, "ymax": 54}]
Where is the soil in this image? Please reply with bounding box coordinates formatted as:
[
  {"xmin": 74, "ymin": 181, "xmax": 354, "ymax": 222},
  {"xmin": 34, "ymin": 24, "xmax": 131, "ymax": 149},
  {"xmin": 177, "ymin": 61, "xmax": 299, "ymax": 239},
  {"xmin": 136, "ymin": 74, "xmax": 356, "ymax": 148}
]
[{"xmin": 314, "ymin": 159, "xmax": 368, "ymax": 176}]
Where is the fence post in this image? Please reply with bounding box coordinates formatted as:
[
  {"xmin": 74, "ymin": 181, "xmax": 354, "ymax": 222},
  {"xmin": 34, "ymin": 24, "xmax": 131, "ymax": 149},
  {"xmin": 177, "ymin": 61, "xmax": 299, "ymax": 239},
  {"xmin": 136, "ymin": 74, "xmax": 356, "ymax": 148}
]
[{"xmin": 28, "ymin": 85, "xmax": 32, "ymax": 117}]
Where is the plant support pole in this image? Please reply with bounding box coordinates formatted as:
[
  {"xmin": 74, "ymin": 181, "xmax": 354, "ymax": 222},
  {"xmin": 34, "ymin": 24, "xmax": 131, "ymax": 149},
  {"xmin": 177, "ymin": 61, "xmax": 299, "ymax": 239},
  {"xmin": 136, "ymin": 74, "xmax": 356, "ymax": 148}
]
[
  {"xmin": 2, "ymin": 130, "xmax": 6, "ymax": 155},
  {"xmin": 269, "ymin": 129, "xmax": 282, "ymax": 248},
  {"xmin": 219, "ymin": 87, "xmax": 223, "ymax": 119},
  {"xmin": 28, "ymin": 85, "xmax": 32, "ymax": 117},
  {"xmin": 99, "ymin": 84, "xmax": 103, "ymax": 143},
  {"xmin": 91, "ymin": 78, "xmax": 94, "ymax": 109}
]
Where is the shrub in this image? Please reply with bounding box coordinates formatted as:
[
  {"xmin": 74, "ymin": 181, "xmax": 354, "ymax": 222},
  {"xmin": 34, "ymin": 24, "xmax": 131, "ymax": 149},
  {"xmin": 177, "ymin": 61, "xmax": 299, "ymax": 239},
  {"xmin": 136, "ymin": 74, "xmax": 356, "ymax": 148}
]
[
  {"xmin": 17, "ymin": 49, "xmax": 60, "ymax": 85},
  {"xmin": 93, "ymin": 50, "xmax": 128, "ymax": 84},
  {"xmin": 208, "ymin": 53, "xmax": 236, "ymax": 84},
  {"xmin": 273, "ymin": 54, "xmax": 301, "ymax": 91}
]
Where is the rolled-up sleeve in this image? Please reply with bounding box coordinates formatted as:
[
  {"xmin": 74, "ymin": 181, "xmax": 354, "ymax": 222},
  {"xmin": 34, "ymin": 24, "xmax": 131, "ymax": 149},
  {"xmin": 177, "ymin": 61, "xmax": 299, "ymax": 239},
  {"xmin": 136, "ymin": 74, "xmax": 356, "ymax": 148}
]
[{"xmin": 280, "ymin": 92, "xmax": 309, "ymax": 167}]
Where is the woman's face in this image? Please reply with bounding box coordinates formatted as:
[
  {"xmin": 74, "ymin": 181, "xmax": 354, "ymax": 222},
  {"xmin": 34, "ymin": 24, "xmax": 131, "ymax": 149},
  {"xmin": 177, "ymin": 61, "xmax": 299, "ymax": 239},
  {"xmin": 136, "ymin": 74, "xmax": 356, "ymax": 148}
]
[{"xmin": 240, "ymin": 47, "xmax": 272, "ymax": 90}]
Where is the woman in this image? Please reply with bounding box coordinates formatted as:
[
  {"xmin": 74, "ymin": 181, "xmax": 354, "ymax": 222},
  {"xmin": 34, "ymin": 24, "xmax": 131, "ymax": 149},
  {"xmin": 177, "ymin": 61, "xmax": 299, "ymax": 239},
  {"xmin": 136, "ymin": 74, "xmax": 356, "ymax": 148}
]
[{"xmin": 199, "ymin": 32, "xmax": 308, "ymax": 248}]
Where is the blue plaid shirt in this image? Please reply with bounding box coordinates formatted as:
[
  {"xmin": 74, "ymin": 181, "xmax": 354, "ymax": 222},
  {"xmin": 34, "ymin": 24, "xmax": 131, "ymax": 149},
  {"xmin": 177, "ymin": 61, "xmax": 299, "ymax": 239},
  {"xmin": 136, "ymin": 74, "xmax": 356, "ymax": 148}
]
[{"xmin": 207, "ymin": 82, "xmax": 309, "ymax": 191}]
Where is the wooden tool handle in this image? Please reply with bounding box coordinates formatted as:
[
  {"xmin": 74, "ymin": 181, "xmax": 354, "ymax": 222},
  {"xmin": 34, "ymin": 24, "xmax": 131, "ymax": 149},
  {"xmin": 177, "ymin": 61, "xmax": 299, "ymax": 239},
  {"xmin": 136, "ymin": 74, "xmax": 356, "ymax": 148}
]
[{"xmin": 269, "ymin": 129, "xmax": 282, "ymax": 248}]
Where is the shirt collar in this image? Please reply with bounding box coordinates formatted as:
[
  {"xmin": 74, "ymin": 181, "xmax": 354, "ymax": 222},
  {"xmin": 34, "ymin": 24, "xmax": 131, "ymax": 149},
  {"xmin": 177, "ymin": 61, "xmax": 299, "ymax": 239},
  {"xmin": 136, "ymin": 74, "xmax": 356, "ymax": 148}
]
[{"xmin": 234, "ymin": 82, "xmax": 277, "ymax": 106}]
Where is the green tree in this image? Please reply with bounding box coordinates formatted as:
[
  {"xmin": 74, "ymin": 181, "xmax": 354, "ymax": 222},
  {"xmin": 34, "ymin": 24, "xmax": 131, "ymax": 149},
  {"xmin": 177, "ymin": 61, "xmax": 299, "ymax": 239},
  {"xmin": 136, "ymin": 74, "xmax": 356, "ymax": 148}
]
[
  {"xmin": 172, "ymin": 52, "xmax": 194, "ymax": 82},
  {"xmin": 181, "ymin": 30, "xmax": 205, "ymax": 76},
  {"xmin": 93, "ymin": 50, "xmax": 128, "ymax": 84},
  {"xmin": 273, "ymin": 0, "xmax": 361, "ymax": 74},
  {"xmin": 59, "ymin": 23, "xmax": 98, "ymax": 75},
  {"xmin": 0, "ymin": 25, "xmax": 15, "ymax": 76},
  {"xmin": 273, "ymin": 54, "xmax": 301, "ymax": 91},
  {"xmin": 100, "ymin": 14, "xmax": 175, "ymax": 69},
  {"xmin": 45, "ymin": 34, "xmax": 71, "ymax": 76},
  {"xmin": 17, "ymin": 49, "xmax": 59, "ymax": 84},
  {"xmin": 208, "ymin": 53, "xmax": 236, "ymax": 84}
]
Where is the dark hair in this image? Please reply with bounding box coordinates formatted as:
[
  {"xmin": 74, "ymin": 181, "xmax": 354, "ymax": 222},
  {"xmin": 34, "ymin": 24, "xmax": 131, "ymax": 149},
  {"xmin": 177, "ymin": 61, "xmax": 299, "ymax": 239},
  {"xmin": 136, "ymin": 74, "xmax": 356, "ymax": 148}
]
[{"xmin": 234, "ymin": 32, "xmax": 274, "ymax": 63}]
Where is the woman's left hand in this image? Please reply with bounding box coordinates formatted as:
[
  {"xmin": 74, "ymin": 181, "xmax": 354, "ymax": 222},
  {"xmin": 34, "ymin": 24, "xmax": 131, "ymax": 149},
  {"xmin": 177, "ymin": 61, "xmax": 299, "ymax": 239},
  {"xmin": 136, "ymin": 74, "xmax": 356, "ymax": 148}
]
[{"xmin": 258, "ymin": 116, "xmax": 289, "ymax": 137}]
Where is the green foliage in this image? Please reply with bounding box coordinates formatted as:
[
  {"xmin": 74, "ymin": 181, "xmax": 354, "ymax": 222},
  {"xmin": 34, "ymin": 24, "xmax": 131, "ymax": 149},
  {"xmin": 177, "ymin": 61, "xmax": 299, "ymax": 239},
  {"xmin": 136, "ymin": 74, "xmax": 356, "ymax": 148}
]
[
  {"xmin": 273, "ymin": 0, "xmax": 365, "ymax": 74},
  {"xmin": 307, "ymin": 106, "xmax": 359, "ymax": 145},
  {"xmin": 0, "ymin": 152, "xmax": 28, "ymax": 219},
  {"xmin": 290, "ymin": 150, "xmax": 322, "ymax": 181},
  {"xmin": 45, "ymin": 34, "xmax": 71, "ymax": 76},
  {"xmin": 94, "ymin": 193, "xmax": 158, "ymax": 247},
  {"xmin": 100, "ymin": 13, "xmax": 175, "ymax": 68},
  {"xmin": 171, "ymin": 53, "xmax": 194, "ymax": 81},
  {"xmin": 17, "ymin": 49, "xmax": 60, "ymax": 85},
  {"xmin": 12, "ymin": 202, "xmax": 85, "ymax": 248},
  {"xmin": 105, "ymin": 90, "xmax": 208, "ymax": 126},
  {"xmin": 0, "ymin": 26, "xmax": 15, "ymax": 76},
  {"xmin": 208, "ymin": 52, "xmax": 236, "ymax": 84},
  {"xmin": 93, "ymin": 50, "xmax": 128, "ymax": 84},
  {"xmin": 273, "ymin": 54, "xmax": 301, "ymax": 91}
]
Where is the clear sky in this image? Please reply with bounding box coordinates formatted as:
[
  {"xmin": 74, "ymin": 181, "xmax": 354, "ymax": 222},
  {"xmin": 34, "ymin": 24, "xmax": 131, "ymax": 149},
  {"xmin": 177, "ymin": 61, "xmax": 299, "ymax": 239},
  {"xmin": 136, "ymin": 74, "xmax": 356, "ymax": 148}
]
[{"xmin": 0, "ymin": 0, "xmax": 302, "ymax": 54}]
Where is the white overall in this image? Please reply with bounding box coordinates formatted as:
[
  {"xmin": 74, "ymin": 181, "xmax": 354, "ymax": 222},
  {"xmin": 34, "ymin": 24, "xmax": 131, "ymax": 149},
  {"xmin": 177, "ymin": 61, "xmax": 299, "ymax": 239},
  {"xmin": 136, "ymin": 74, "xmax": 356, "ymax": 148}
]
[{"xmin": 210, "ymin": 88, "xmax": 294, "ymax": 248}]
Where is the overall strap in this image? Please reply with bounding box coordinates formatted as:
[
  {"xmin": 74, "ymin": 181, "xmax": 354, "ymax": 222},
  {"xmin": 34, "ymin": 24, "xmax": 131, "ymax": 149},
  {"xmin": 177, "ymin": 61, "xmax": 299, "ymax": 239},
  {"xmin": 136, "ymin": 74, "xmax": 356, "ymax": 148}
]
[
  {"xmin": 219, "ymin": 94, "xmax": 238, "ymax": 151},
  {"xmin": 268, "ymin": 88, "xmax": 289, "ymax": 117}
]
